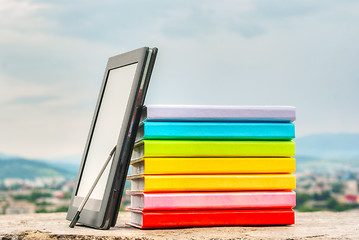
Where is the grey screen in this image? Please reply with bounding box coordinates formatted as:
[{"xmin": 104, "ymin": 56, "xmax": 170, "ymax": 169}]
[{"xmin": 76, "ymin": 63, "xmax": 138, "ymax": 202}]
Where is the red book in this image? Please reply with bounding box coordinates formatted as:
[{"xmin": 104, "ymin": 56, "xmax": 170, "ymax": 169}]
[{"xmin": 127, "ymin": 208, "xmax": 295, "ymax": 229}]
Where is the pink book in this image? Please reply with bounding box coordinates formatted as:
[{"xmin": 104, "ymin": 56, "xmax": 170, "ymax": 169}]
[{"xmin": 130, "ymin": 191, "xmax": 296, "ymax": 211}]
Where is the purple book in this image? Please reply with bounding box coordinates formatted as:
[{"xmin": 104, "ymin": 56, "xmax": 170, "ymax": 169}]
[{"xmin": 141, "ymin": 105, "xmax": 296, "ymax": 122}]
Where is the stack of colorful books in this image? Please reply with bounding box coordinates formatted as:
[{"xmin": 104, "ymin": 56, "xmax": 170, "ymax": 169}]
[{"xmin": 127, "ymin": 105, "xmax": 296, "ymax": 229}]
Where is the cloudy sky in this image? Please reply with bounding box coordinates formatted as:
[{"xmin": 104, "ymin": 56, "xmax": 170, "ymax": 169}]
[{"xmin": 0, "ymin": 0, "xmax": 358, "ymax": 160}]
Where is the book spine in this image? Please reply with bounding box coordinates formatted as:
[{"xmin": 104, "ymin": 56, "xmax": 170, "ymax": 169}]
[
  {"xmin": 143, "ymin": 174, "xmax": 296, "ymax": 192},
  {"xmin": 140, "ymin": 191, "xmax": 296, "ymax": 210},
  {"xmin": 142, "ymin": 122, "xmax": 295, "ymax": 140},
  {"xmin": 136, "ymin": 209, "xmax": 295, "ymax": 228},
  {"xmin": 143, "ymin": 140, "xmax": 295, "ymax": 157},
  {"xmin": 139, "ymin": 157, "xmax": 295, "ymax": 174}
]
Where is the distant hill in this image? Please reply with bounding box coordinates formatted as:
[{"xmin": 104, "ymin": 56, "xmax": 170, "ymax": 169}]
[
  {"xmin": 295, "ymin": 133, "xmax": 359, "ymax": 158},
  {"xmin": 48, "ymin": 155, "xmax": 82, "ymax": 173},
  {"xmin": 295, "ymin": 154, "xmax": 359, "ymax": 172},
  {"xmin": 0, "ymin": 156, "xmax": 76, "ymax": 180},
  {"xmin": 295, "ymin": 133, "xmax": 359, "ymax": 171}
]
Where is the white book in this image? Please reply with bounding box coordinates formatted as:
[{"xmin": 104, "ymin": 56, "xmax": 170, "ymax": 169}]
[{"xmin": 140, "ymin": 105, "xmax": 296, "ymax": 122}]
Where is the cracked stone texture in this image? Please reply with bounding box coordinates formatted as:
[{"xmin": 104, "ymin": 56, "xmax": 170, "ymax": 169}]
[{"xmin": 0, "ymin": 210, "xmax": 358, "ymax": 240}]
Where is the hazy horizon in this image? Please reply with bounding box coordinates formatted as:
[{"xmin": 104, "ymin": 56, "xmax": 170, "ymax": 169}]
[
  {"xmin": 1, "ymin": 132, "xmax": 358, "ymax": 164},
  {"xmin": 1, "ymin": 0, "xmax": 358, "ymax": 159}
]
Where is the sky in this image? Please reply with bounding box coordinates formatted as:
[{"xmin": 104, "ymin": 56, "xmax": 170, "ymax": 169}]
[{"xmin": 0, "ymin": 0, "xmax": 358, "ymax": 160}]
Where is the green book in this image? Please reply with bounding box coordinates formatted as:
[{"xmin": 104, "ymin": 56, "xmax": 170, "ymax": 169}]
[{"xmin": 132, "ymin": 140, "xmax": 295, "ymax": 159}]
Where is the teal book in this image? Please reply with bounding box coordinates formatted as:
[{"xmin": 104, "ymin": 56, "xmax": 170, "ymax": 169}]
[{"xmin": 136, "ymin": 122, "xmax": 295, "ymax": 142}]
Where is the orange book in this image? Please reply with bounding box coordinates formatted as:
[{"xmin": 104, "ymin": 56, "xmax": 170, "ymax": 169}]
[{"xmin": 131, "ymin": 157, "xmax": 296, "ymax": 174}]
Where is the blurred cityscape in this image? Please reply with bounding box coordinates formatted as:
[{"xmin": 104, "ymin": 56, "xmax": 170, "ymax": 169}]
[
  {"xmin": 296, "ymin": 170, "xmax": 359, "ymax": 211},
  {"xmin": 0, "ymin": 177, "xmax": 131, "ymax": 215},
  {"xmin": 0, "ymin": 177, "xmax": 74, "ymax": 214}
]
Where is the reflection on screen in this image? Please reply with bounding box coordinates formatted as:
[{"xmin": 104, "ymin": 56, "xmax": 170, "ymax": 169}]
[{"xmin": 76, "ymin": 63, "xmax": 138, "ymax": 201}]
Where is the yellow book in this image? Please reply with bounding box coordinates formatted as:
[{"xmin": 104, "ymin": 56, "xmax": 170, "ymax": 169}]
[
  {"xmin": 131, "ymin": 158, "xmax": 296, "ymax": 174},
  {"xmin": 132, "ymin": 140, "xmax": 295, "ymax": 159},
  {"xmin": 127, "ymin": 174, "xmax": 296, "ymax": 193}
]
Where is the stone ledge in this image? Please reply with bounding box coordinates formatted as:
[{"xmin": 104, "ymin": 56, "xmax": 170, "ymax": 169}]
[{"xmin": 0, "ymin": 210, "xmax": 358, "ymax": 240}]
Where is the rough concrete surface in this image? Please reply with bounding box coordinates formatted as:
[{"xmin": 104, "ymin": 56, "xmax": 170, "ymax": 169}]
[{"xmin": 0, "ymin": 210, "xmax": 358, "ymax": 240}]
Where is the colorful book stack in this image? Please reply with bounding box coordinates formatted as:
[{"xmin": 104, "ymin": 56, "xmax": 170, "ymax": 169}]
[{"xmin": 127, "ymin": 105, "xmax": 296, "ymax": 229}]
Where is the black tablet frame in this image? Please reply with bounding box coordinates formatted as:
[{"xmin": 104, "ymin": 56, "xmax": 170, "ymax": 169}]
[{"xmin": 66, "ymin": 47, "xmax": 158, "ymax": 229}]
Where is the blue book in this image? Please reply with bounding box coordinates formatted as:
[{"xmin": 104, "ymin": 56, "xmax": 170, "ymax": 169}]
[{"xmin": 136, "ymin": 122, "xmax": 295, "ymax": 142}]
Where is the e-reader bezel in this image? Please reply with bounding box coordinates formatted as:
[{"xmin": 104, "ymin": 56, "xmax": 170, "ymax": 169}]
[{"xmin": 66, "ymin": 47, "xmax": 157, "ymax": 229}]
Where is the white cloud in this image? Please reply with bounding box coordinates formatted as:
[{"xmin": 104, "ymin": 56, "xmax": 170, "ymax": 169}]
[
  {"xmin": 0, "ymin": 0, "xmax": 358, "ymax": 159},
  {"xmin": 0, "ymin": 0, "xmax": 51, "ymax": 37}
]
